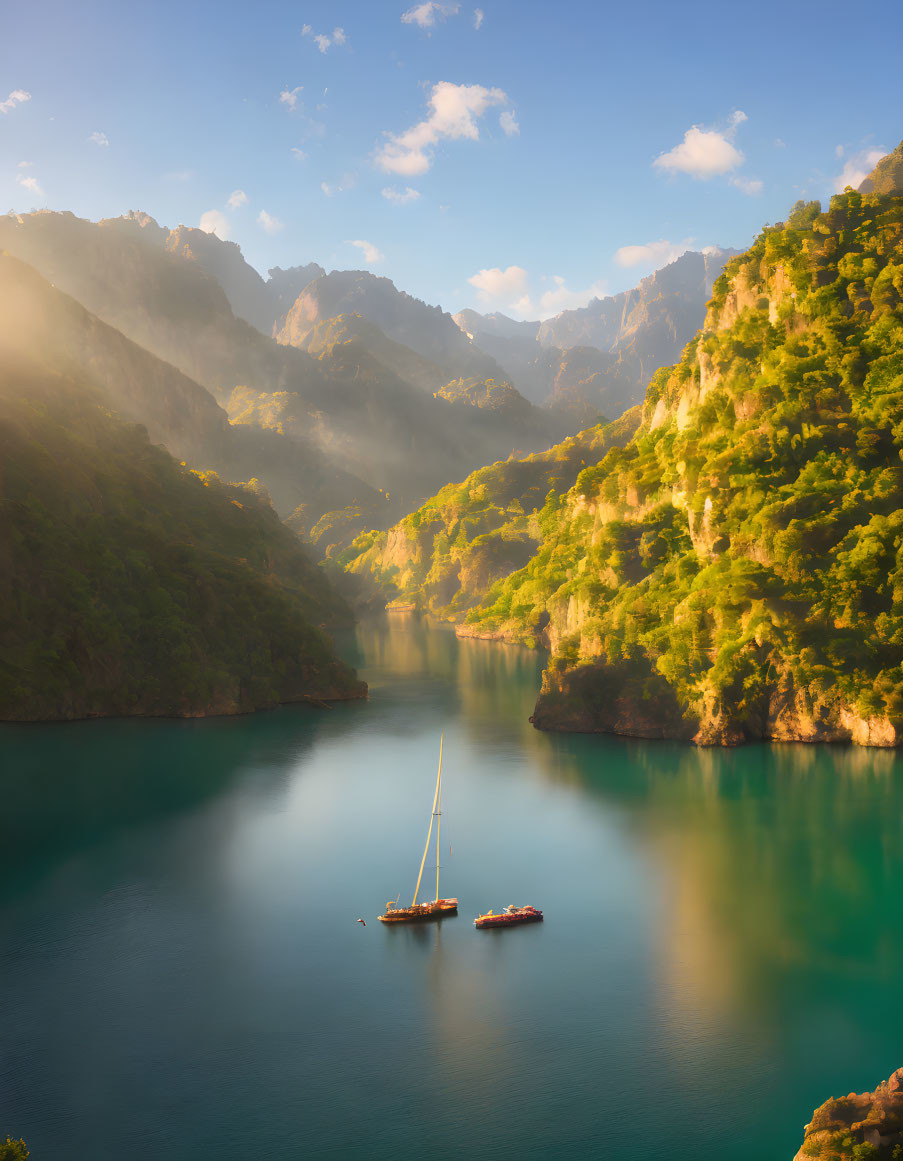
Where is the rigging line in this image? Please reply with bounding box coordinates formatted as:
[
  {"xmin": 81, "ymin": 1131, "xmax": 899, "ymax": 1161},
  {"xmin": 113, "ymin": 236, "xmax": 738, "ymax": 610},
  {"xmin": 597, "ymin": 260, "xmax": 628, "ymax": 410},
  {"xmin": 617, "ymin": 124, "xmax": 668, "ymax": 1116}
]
[
  {"xmin": 435, "ymin": 761, "xmax": 442, "ymax": 902},
  {"xmin": 411, "ymin": 733, "xmax": 443, "ymax": 906}
]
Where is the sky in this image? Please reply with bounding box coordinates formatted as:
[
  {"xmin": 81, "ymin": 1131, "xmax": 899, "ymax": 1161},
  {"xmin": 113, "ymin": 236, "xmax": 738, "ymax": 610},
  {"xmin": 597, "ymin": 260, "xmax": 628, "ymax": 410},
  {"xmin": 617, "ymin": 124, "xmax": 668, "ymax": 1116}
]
[{"xmin": 2, "ymin": 0, "xmax": 901, "ymax": 320}]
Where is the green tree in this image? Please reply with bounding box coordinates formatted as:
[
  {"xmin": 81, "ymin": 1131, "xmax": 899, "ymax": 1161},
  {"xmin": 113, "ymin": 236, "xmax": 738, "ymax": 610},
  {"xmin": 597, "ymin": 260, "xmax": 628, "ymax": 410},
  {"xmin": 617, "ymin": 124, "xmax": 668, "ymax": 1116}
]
[{"xmin": 0, "ymin": 1138, "xmax": 29, "ymax": 1161}]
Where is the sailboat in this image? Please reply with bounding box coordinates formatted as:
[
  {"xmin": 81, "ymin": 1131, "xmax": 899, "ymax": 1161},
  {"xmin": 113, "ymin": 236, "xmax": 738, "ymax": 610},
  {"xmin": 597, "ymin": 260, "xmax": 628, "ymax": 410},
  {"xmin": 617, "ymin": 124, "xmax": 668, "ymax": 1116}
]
[{"xmin": 378, "ymin": 734, "xmax": 458, "ymax": 923}]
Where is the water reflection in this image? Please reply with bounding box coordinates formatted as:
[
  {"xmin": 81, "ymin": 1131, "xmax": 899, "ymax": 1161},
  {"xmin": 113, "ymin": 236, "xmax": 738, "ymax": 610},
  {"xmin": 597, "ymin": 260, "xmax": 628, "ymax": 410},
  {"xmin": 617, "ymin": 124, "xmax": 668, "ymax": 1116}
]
[
  {"xmin": 3, "ymin": 615, "xmax": 903, "ymax": 1161},
  {"xmin": 532, "ymin": 731, "xmax": 903, "ymax": 1036}
]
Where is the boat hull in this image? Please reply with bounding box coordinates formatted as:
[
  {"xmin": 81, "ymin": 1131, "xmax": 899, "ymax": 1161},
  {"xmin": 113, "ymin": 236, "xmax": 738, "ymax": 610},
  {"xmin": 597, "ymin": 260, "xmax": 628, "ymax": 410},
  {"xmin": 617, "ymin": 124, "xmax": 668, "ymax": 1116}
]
[
  {"xmin": 378, "ymin": 899, "xmax": 458, "ymax": 923},
  {"xmin": 474, "ymin": 907, "xmax": 543, "ymax": 929}
]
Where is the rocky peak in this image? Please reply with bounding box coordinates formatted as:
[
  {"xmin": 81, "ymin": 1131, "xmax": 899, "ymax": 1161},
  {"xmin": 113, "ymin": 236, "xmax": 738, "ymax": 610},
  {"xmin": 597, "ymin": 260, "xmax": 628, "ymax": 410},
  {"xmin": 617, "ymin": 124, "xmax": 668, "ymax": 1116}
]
[
  {"xmin": 164, "ymin": 225, "xmax": 274, "ymax": 334},
  {"xmin": 794, "ymin": 1068, "xmax": 903, "ymax": 1160},
  {"xmin": 858, "ymin": 139, "xmax": 903, "ymax": 195}
]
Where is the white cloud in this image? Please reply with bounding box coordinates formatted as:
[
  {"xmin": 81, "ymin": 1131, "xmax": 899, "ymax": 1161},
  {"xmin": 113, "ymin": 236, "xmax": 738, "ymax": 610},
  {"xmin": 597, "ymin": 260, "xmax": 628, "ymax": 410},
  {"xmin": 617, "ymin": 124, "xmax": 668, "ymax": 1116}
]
[
  {"xmin": 279, "ymin": 87, "xmax": 302, "ymax": 111},
  {"xmin": 832, "ymin": 148, "xmax": 885, "ymax": 193},
  {"xmin": 382, "ymin": 185, "xmax": 421, "ymax": 204},
  {"xmin": 401, "ymin": 2, "xmax": 459, "ymax": 27},
  {"xmin": 87, "ymin": 131, "xmax": 109, "ymax": 147},
  {"xmin": 348, "ymin": 239, "xmax": 384, "ymax": 264},
  {"xmin": 0, "ymin": 89, "xmax": 31, "ymax": 114},
  {"xmin": 257, "ymin": 210, "xmax": 284, "ymax": 233},
  {"xmin": 774, "ymin": 138, "xmax": 786, "ymax": 149},
  {"xmin": 303, "ymin": 25, "xmax": 347, "ymax": 52},
  {"xmin": 538, "ymin": 275, "xmax": 607, "ymax": 317},
  {"xmin": 17, "ymin": 160, "xmax": 32, "ymax": 168},
  {"xmin": 614, "ymin": 237, "xmax": 696, "ymax": 268},
  {"xmin": 835, "ymin": 144, "xmax": 845, "ymax": 158},
  {"xmin": 729, "ymin": 174, "xmax": 763, "ymax": 196},
  {"xmin": 227, "ymin": 189, "xmax": 248, "ymax": 208},
  {"xmin": 468, "ymin": 265, "xmax": 529, "ymax": 304},
  {"xmin": 16, "ymin": 173, "xmax": 44, "ymax": 199},
  {"xmin": 375, "ymin": 81, "xmax": 512, "ymax": 176},
  {"xmin": 290, "ymin": 147, "xmax": 309, "ymax": 161},
  {"xmin": 474, "ymin": 7, "xmax": 484, "ymax": 28},
  {"xmin": 654, "ymin": 112, "xmax": 747, "ymax": 179},
  {"xmin": 499, "ymin": 110, "xmax": 519, "ymax": 137},
  {"xmin": 199, "ymin": 209, "xmax": 230, "ymax": 239}
]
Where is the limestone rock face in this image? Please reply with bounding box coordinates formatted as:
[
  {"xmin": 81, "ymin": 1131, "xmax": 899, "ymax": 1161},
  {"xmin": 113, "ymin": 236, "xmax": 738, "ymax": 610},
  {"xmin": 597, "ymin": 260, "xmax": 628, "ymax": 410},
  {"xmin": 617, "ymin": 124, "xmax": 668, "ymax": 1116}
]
[{"xmin": 794, "ymin": 1068, "xmax": 903, "ymax": 1160}]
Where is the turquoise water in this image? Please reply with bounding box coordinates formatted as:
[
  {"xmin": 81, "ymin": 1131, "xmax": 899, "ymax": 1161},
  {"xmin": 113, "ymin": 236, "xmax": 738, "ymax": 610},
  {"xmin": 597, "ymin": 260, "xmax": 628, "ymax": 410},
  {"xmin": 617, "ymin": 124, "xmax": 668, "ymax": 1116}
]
[{"xmin": 2, "ymin": 616, "xmax": 902, "ymax": 1159}]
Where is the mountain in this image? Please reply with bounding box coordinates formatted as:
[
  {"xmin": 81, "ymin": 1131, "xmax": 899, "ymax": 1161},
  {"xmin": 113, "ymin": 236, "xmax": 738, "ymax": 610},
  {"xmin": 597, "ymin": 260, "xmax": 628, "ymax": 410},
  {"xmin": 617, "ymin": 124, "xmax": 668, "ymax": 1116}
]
[
  {"xmin": 165, "ymin": 224, "xmax": 275, "ymax": 334},
  {"xmin": 0, "ymin": 356, "xmax": 365, "ymax": 721},
  {"xmin": 267, "ymin": 262, "xmax": 326, "ymax": 333},
  {"xmin": 337, "ymin": 407, "xmax": 641, "ymax": 620},
  {"xmin": 454, "ymin": 177, "xmax": 903, "ymax": 747},
  {"xmin": 538, "ymin": 248, "xmax": 734, "ymax": 350},
  {"xmin": 793, "ymin": 1068, "xmax": 903, "ymax": 1160},
  {"xmin": 0, "ymin": 252, "xmax": 380, "ymax": 529},
  {"xmin": 281, "ymin": 312, "xmax": 448, "ymax": 393},
  {"xmin": 454, "ymin": 249, "xmax": 736, "ymax": 419},
  {"xmin": 278, "ymin": 268, "xmax": 504, "ymax": 379}
]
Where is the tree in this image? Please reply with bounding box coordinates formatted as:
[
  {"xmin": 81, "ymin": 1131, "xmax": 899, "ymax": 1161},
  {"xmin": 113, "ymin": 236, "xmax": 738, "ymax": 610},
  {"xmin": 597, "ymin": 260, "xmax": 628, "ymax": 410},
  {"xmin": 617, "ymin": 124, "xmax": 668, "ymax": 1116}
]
[{"xmin": 0, "ymin": 1138, "xmax": 29, "ymax": 1161}]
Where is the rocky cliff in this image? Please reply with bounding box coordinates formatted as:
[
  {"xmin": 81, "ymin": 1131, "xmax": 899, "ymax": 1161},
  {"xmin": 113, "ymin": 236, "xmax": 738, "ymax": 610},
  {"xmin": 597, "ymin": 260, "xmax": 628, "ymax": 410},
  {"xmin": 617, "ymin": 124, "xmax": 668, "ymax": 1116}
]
[
  {"xmin": 446, "ymin": 150, "xmax": 903, "ymax": 747},
  {"xmin": 794, "ymin": 1068, "xmax": 903, "ymax": 1160}
]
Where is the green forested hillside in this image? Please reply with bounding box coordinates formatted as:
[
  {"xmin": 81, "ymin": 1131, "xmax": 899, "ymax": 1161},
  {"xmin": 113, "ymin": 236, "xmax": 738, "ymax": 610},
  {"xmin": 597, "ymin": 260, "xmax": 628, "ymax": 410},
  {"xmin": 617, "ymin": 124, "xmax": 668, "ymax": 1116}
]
[
  {"xmin": 459, "ymin": 178, "xmax": 903, "ymax": 745},
  {"xmin": 339, "ymin": 407, "xmax": 640, "ymax": 620},
  {"xmin": 0, "ymin": 361, "xmax": 365, "ymax": 721}
]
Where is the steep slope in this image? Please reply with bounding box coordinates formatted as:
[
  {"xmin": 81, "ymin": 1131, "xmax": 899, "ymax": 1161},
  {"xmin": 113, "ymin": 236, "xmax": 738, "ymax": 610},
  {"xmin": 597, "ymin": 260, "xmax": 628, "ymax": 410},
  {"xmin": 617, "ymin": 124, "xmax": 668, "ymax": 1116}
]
[
  {"xmin": 0, "ymin": 253, "xmax": 380, "ymax": 526},
  {"xmin": 267, "ymin": 262, "xmax": 326, "ymax": 333},
  {"xmin": 461, "ymin": 179, "xmax": 903, "ymax": 747},
  {"xmin": 0, "ymin": 360, "xmax": 365, "ymax": 721},
  {"xmin": 455, "ymin": 249, "xmax": 736, "ymax": 418},
  {"xmin": 165, "ymin": 224, "xmax": 275, "ymax": 333},
  {"xmin": 0, "ymin": 212, "xmax": 563, "ymax": 540},
  {"xmin": 793, "ymin": 1068, "xmax": 903, "ymax": 1160},
  {"xmin": 538, "ymin": 249, "xmax": 733, "ymax": 351},
  {"xmin": 283, "ymin": 312, "xmax": 448, "ymax": 393},
  {"xmin": 339, "ymin": 407, "xmax": 640, "ymax": 620}
]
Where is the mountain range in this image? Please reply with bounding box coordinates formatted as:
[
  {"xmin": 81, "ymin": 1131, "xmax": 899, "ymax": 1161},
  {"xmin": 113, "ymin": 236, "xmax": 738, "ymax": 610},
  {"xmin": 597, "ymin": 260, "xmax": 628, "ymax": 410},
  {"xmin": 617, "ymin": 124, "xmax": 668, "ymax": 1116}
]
[
  {"xmin": 454, "ymin": 248, "xmax": 736, "ymax": 420},
  {"xmin": 8, "ymin": 142, "xmax": 898, "ymax": 727}
]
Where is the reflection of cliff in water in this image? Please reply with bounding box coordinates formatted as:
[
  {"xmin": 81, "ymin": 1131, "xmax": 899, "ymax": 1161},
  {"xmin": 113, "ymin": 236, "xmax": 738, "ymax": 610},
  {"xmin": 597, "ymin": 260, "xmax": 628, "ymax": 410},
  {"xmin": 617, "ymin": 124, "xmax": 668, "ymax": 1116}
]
[
  {"xmin": 348, "ymin": 614, "xmax": 544, "ymax": 750},
  {"xmin": 532, "ymin": 733, "xmax": 903, "ymax": 1034}
]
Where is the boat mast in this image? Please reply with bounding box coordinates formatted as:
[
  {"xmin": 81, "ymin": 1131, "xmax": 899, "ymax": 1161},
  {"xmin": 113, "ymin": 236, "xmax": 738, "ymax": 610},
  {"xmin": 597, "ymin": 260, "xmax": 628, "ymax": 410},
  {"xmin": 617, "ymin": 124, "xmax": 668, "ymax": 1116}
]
[
  {"xmin": 412, "ymin": 733, "xmax": 443, "ymax": 906},
  {"xmin": 435, "ymin": 763, "xmax": 442, "ymax": 903}
]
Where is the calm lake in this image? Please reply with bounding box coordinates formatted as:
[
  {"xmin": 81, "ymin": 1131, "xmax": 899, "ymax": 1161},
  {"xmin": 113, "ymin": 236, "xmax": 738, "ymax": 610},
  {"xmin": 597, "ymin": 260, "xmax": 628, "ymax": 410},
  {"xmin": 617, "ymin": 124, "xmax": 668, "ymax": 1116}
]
[{"xmin": 2, "ymin": 616, "xmax": 902, "ymax": 1160}]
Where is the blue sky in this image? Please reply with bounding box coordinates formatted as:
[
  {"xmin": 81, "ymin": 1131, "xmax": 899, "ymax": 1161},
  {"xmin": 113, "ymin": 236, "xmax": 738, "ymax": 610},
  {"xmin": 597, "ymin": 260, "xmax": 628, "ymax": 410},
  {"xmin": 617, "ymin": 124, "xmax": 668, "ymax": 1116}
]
[{"xmin": 3, "ymin": 0, "xmax": 901, "ymax": 319}]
